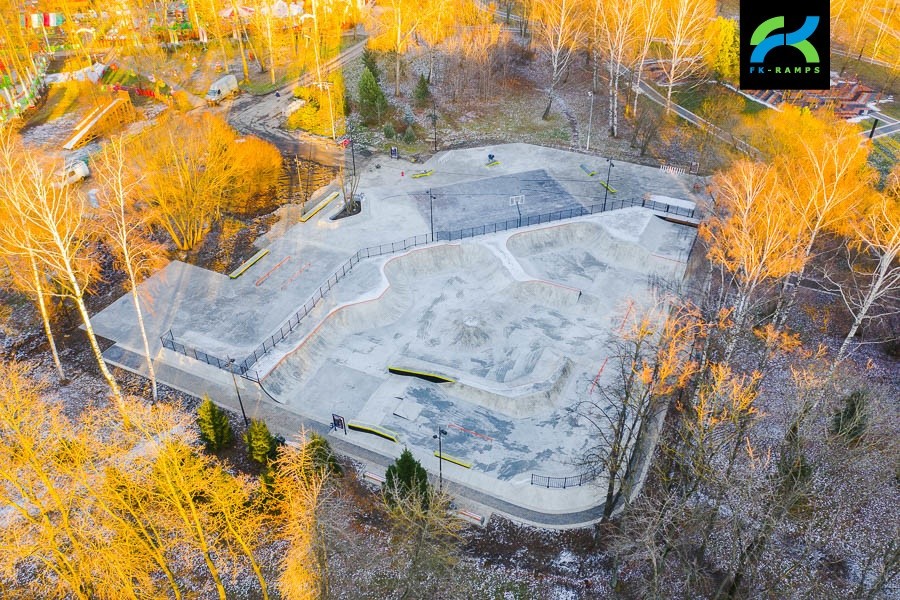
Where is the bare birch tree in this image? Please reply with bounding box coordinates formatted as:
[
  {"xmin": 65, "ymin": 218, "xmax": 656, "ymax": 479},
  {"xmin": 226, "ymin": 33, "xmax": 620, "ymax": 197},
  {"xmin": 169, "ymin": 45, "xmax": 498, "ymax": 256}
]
[
  {"xmin": 93, "ymin": 134, "xmax": 168, "ymax": 402},
  {"xmin": 9, "ymin": 148, "xmax": 125, "ymax": 412},
  {"xmin": 829, "ymin": 191, "xmax": 900, "ymax": 363},
  {"xmin": 656, "ymin": 0, "xmax": 714, "ymax": 110},
  {"xmin": 0, "ymin": 129, "xmax": 66, "ymax": 380},
  {"xmin": 531, "ymin": 0, "xmax": 586, "ymax": 120}
]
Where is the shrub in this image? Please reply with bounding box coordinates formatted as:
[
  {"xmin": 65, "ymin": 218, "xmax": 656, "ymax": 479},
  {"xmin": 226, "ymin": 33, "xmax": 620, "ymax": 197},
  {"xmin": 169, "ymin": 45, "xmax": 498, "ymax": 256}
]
[
  {"xmin": 243, "ymin": 419, "xmax": 280, "ymax": 465},
  {"xmin": 383, "ymin": 123, "xmax": 395, "ymax": 138},
  {"xmin": 197, "ymin": 395, "xmax": 232, "ymax": 451},
  {"xmin": 384, "ymin": 448, "xmax": 430, "ymax": 508},
  {"xmin": 830, "ymin": 391, "xmax": 868, "ymax": 445},
  {"xmin": 403, "ymin": 127, "xmax": 416, "ymax": 143}
]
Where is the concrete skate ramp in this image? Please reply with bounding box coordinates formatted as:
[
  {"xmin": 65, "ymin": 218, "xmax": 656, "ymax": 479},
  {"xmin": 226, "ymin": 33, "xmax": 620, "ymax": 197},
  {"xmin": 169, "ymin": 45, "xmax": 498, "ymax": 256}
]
[
  {"xmin": 506, "ymin": 216, "xmax": 689, "ymax": 288},
  {"xmin": 264, "ymin": 242, "xmax": 587, "ymax": 416},
  {"xmin": 264, "ymin": 243, "xmax": 503, "ymax": 397}
]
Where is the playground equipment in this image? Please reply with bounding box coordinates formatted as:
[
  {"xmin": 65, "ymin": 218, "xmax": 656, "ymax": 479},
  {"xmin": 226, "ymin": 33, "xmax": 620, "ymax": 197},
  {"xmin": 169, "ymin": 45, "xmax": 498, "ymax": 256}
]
[{"xmin": 62, "ymin": 90, "xmax": 136, "ymax": 150}]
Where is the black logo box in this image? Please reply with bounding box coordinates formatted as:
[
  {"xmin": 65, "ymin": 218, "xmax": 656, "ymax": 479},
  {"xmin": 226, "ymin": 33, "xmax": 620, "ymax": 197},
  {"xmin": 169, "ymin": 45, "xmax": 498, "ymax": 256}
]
[{"xmin": 740, "ymin": 0, "xmax": 830, "ymax": 90}]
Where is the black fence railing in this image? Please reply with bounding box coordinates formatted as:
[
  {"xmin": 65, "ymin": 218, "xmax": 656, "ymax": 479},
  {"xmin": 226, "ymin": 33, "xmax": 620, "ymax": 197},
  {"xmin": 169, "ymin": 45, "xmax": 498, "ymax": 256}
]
[
  {"xmin": 161, "ymin": 197, "xmax": 697, "ymax": 377},
  {"xmin": 530, "ymin": 469, "xmax": 599, "ymax": 489},
  {"xmin": 159, "ymin": 330, "xmax": 260, "ymax": 380}
]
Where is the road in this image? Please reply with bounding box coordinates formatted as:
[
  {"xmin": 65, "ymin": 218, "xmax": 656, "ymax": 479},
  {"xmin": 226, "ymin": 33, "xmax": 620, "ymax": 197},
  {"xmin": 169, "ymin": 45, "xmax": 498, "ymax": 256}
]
[
  {"xmin": 866, "ymin": 111, "xmax": 900, "ymax": 139},
  {"xmin": 226, "ymin": 38, "xmax": 368, "ymax": 165}
]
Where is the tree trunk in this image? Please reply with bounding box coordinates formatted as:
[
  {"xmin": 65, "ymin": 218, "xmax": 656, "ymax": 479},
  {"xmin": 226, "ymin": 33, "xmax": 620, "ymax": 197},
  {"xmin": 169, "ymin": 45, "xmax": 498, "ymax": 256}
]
[
  {"xmin": 665, "ymin": 79, "xmax": 674, "ymax": 113},
  {"xmin": 265, "ymin": 12, "xmax": 276, "ymax": 85},
  {"xmin": 73, "ymin": 295, "xmax": 125, "ymax": 415},
  {"xmin": 542, "ymin": 93, "xmax": 553, "ymax": 120},
  {"xmin": 29, "ymin": 251, "xmax": 65, "ymax": 381},
  {"xmin": 395, "ymin": 52, "xmax": 402, "ymax": 97},
  {"xmin": 127, "ymin": 266, "xmax": 157, "ymax": 403}
]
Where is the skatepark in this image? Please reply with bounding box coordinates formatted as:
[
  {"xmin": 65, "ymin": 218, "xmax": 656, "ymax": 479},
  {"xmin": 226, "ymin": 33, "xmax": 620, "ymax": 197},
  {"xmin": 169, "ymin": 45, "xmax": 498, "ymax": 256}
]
[{"xmin": 92, "ymin": 143, "xmax": 702, "ymax": 526}]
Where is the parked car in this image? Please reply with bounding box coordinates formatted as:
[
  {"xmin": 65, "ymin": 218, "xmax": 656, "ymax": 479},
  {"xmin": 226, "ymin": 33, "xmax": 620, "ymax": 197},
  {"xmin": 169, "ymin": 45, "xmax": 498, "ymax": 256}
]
[
  {"xmin": 205, "ymin": 74, "xmax": 239, "ymax": 106},
  {"xmin": 54, "ymin": 160, "xmax": 90, "ymax": 187}
]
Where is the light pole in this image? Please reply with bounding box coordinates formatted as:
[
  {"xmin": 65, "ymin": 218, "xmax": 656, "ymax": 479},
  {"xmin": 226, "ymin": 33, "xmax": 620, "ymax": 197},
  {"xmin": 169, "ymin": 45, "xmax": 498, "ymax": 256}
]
[
  {"xmin": 586, "ymin": 90, "xmax": 595, "ymax": 151},
  {"xmin": 514, "ymin": 195, "xmax": 522, "ymax": 228},
  {"xmin": 433, "ymin": 428, "xmax": 448, "ymax": 493},
  {"xmin": 428, "ymin": 189, "xmax": 435, "ymax": 241},
  {"xmin": 603, "ymin": 158, "xmax": 615, "ymax": 210},
  {"xmin": 227, "ymin": 357, "xmax": 249, "ymax": 427},
  {"xmin": 430, "ymin": 97, "xmax": 438, "ymax": 152}
]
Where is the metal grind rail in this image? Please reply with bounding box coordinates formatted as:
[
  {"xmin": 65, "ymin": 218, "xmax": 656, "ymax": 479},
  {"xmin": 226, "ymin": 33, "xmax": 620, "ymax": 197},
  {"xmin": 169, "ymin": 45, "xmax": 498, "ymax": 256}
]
[{"xmin": 162, "ymin": 196, "xmax": 697, "ymax": 378}]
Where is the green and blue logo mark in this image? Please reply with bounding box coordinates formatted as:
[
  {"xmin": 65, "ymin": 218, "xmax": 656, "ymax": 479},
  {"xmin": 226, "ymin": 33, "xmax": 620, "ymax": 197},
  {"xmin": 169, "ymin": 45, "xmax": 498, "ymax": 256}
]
[{"xmin": 740, "ymin": 2, "xmax": 830, "ymax": 90}]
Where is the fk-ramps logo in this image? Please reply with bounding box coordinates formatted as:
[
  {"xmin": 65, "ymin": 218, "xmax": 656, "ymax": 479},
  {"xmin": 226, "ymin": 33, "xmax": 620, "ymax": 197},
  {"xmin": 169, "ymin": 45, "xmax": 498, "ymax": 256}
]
[{"xmin": 740, "ymin": 1, "xmax": 830, "ymax": 90}]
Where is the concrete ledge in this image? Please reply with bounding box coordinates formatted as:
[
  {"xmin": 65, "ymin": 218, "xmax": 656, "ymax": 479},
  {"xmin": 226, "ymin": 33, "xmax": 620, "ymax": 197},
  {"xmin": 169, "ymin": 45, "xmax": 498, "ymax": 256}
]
[
  {"xmin": 299, "ymin": 191, "xmax": 340, "ymax": 222},
  {"xmin": 347, "ymin": 421, "xmax": 399, "ymax": 443},
  {"xmin": 229, "ymin": 248, "xmax": 270, "ymax": 279}
]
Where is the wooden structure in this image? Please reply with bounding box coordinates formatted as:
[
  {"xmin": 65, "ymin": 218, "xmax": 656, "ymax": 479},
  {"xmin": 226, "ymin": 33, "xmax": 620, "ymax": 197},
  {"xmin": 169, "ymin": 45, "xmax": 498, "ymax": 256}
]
[{"xmin": 62, "ymin": 90, "xmax": 136, "ymax": 150}]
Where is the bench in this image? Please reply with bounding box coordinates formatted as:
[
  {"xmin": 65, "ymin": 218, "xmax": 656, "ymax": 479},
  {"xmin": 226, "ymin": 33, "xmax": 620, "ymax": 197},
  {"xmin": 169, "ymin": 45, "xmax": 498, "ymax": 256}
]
[
  {"xmin": 363, "ymin": 471, "xmax": 385, "ymax": 485},
  {"xmin": 411, "ymin": 169, "xmax": 434, "ymax": 179},
  {"xmin": 580, "ymin": 163, "xmax": 596, "ymax": 176},
  {"xmin": 229, "ymin": 248, "xmax": 270, "ymax": 279},
  {"xmin": 455, "ymin": 509, "xmax": 486, "ymax": 526}
]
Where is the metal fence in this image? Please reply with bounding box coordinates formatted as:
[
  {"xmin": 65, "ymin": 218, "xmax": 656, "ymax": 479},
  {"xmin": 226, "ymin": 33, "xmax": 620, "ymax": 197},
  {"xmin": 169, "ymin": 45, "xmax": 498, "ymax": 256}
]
[
  {"xmin": 530, "ymin": 469, "xmax": 599, "ymax": 489},
  {"xmin": 162, "ymin": 196, "xmax": 697, "ymax": 377},
  {"xmin": 159, "ymin": 330, "xmax": 261, "ymax": 380}
]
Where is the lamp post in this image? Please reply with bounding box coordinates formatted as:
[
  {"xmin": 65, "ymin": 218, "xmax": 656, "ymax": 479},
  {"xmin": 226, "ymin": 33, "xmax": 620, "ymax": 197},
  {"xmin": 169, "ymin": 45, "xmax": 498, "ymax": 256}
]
[
  {"xmin": 433, "ymin": 428, "xmax": 448, "ymax": 493},
  {"xmin": 428, "ymin": 189, "xmax": 435, "ymax": 241},
  {"xmin": 514, "ymin": 195, "xmax": 522, "ymax": 228},
  {"xmin": 430, "ymin": 97, "xmax": 438, "ymax": 152},
  {"xmin": 603, "ymin": 158, "xmax": 615, "ymax": 210},
  {"xmin": 227, "ymin": 357, "xmax": 249, "ymax": 427},
  {"xmin": 586, "ymin": 90, "xmax": 595, "ymax": 151}
]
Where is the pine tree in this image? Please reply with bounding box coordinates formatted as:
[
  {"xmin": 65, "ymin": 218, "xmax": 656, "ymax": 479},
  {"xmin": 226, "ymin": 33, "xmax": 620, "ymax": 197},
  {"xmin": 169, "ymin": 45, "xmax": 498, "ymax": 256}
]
[
  {"xmin": 197, "ymin": 396, "xmax": 233, "ymax": 451},
  {"xmin": 244, "ymin": 419, "xmax": 279, "ymax": 465},
  {"xmin": 307, "ymin": 433, "xmax": 343, "ymax": 476},
  {"xmin": 413, "ymin": 74, "xmax": 430, "ymax": 107},
  {"xmin": 358, "ymin": 66, "xmax": 388, "ymax": 125},
  {"xmin": 362, "ymin": 47, "xmax": 381, "ymax": 83},
  {"xmin": 384, "ymin": 448, "xmax": 429, "ymax": 508}
]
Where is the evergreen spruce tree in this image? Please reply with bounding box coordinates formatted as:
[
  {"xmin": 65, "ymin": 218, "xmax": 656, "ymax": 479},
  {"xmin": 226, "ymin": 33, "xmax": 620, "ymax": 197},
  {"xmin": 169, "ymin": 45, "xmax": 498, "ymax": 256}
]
[
  {"xmin": 413, "ymin": 74, "xmax": 430, "ymax": 107},
  {"xmin": 362, "ymin": 47, "xmax": 381, "ymax": 83},
  {"xmin": 384, "ymin": 448, "xmax": 430, "ymax": 508},
  {"xmin": 197, "ymin": 395, "xmax": 233, "ymax": 451},
  {"xmin": 244, "ymin": 419, "xmax": 279, "ymax": 465},
  {"xmin": 307, "ymin": 432, "xmax": 343, "ymax": 476},
  {"xmin": 358, "ymin": 66, "xmax": 388, "ymax": 125}
]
